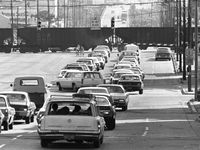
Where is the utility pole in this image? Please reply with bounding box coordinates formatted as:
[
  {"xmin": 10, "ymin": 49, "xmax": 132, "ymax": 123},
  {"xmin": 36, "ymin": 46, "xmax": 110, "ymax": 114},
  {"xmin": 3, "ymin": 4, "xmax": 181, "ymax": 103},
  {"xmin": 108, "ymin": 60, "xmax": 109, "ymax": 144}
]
[
  {"xmin": 66, "ymin": 0, "xmax": 69, "ymax": 27},
  {"xmin": 182, "ymin": 0, "xmax": 186, "ymax": 80},
  {"xmin": 47, "ymin": 0, "xmax": 50, "ymax": 28},
  {"xmin": 25, "ymin": 0, "xmax": 27, "ymax": 27},
  {"xmin": 64, "ymin": 0, "xmax": 66, "ymax": 28},
  {"xmin": 179, "ymin": 0, "xmax": 182, "ymax": 72},
  {"xmin": 194, "ymin": 0, "xmax": 198, "ymax": 100},
  {"xmin": 187, "ymin": 0, "xmax": 192, "ymax": 92},
  {"xmin": 37, "ymin": 0, "xmax": 39, "ymax": 23},
  {"xmin": 176, "ymin": 0, "xmax": 179, "ymax": 61}
]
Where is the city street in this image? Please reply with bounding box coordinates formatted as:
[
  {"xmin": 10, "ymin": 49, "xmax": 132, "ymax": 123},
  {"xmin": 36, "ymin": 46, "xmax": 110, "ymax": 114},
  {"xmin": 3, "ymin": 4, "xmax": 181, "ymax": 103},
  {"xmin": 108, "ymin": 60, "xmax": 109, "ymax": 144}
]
[{"xmin": 0, "ymin": 50, "xmax": 199, "ymax": 150}]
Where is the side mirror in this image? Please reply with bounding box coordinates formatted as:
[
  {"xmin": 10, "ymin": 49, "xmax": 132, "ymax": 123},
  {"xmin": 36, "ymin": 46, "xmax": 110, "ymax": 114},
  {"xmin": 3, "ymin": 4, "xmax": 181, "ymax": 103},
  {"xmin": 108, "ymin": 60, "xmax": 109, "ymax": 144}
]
[{"xmin": 10, "ymin": 83, "xmax": 13, "ymax": 87}]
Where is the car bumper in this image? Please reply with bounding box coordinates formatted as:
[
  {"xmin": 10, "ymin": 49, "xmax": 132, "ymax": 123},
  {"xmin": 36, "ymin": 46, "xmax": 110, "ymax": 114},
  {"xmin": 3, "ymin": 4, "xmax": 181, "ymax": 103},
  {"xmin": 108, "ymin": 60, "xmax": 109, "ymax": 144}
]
[
  {"xmin": 14, "ymin": 111, "xmax": 30, "ymax": 119},
  {"xmin": 113, "ymin": 99, "xmax": 126, "ymax": 107},
  {"xmin": 38, "ymin": 131, "xmax": 101, "ymax": 141}
]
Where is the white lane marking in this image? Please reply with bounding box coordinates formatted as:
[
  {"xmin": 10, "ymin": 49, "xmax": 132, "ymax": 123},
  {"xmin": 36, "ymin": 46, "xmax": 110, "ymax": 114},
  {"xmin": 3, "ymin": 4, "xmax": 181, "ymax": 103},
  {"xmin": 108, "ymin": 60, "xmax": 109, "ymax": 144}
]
[
  {"xmin": 142, "ymin": 127, "xmax": 149, "ymax": 137},
  {"xmin": 116, "ymin": 119, "xmax": 194, "ymax": 124},
  {"xmin": 16, "ymin": 135, "xmax": 22, "ymax": 138},
  {"xmin": 0, "ymin": 144, "xmax": 6, "ymax": 149}
]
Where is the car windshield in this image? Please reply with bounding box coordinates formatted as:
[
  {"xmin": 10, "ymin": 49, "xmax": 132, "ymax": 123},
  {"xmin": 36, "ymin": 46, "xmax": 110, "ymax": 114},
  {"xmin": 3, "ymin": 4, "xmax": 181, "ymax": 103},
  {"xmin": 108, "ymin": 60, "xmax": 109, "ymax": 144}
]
[
  {"xmin": 121, "ymin": 76, "xmax": 140, "ymax": 80},
  {"xmin": 47, "ymin": 102, "xmax": 92, "ymax": 116},
  {"xmin": 115, "ymin": 65, "xmax": 131, "ymax": 69},
  {"xmin": 157, "ymin": 48, "xmax": 170, "ymax": 53},
  {"xmin": 102, "ymin": 86, "xmax": 124, "ymax": 93},
  {"xmin": 66, "ymin": 66, "xmax": 83, "ymax": 70},
  {"xmin": 5, "ymin": 94, "xmax": 27, "ymax": 105},
  {"xmin": 95, "ymin": 97, "xmax": 110, "ymax": 106},
  {"xmin": 79, "ymin": 89, "xmax": 107, "ymax": 94},
  {"xmin": 113, "ymin": 72, "xmax": 126, "ymax": 78},
  {"xmin": 77, "ymin": 60, "xmax": 91, "ymax": 65},
  {"xmin": 0, "ymin": 97, "xmax": 6, "ymax": 107}
]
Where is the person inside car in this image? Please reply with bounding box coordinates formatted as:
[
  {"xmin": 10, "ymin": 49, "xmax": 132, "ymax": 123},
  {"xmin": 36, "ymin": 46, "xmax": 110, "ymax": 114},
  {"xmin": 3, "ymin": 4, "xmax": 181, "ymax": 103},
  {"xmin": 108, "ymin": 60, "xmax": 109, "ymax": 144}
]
[
  {"xmin": 72, "ymin": 105, "xmax": 81, "ymax": 115},
  {"xmin": 49, "ymin": 103, "xmax": 58, "ymax": 115}
]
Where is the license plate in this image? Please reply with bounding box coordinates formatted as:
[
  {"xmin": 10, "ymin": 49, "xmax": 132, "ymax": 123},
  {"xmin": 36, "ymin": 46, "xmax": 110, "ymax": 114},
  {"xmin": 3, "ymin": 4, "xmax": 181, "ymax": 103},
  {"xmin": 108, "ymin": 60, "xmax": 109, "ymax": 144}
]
[{"xmin": 64, "ymin": 134, "xmax": 75, "ymax": 140}]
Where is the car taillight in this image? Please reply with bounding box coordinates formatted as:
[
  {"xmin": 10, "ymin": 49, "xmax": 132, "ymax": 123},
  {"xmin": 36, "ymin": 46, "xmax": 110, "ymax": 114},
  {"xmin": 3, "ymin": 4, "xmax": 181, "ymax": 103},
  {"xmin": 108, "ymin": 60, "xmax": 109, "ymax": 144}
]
[
  {"xmin": 97, "ymin": 121, "xmax": 101, "ymax": 130},
  {"xmin": 81, "ymin": 79, "xmax": 84, "ymax": 84},
  {"xmin": 4, "ymin": 109, "xmax": 8, "ymax": 116}
]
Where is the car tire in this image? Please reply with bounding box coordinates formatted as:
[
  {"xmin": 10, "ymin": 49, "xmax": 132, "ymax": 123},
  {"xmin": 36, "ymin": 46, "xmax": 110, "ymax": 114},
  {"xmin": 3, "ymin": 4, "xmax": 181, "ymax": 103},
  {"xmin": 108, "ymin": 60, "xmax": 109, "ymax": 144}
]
[
  {"xmin": 25, "ymin": 116, "xmax": 30, "ymax": 124},
  {"xmin": 93, "ymin": 139, "xmax": 101, "ymax": 148},
  {"xmin": 72, "ymin": 83, "xmax": 77, "ymax": 92},
  {"xmin": 100, "ymin": 136, "xmax": 104, "ymax": 144},
  {"xmin": 31, "ymin": 115, "xmax": 34, "ymax": 122},
  {"xmin": 139, "ymin": 89, "xmax": 143, "ymax": 94},
  {"xmin": 107, "ymin": 118, "xmax": 116, "ymax": 130},
  {"xmin": 3, "ymin": 121, "xmax": 9, "ymax": 130},
  {"xmin": 122, "ymin": 105, "xmax": 127, "ymax": 111},
  {"xmin": 155, "ymin": 58, "xmax": 157, "ymax": 61},
  {"xmin": 57, "ymin": 83, "xmax": 62, "ymax": 91},
  {"xmin": 41, "ymin": 139, "xmax": 49, "ymax": 148},
  {"xmin": 9, "ymin": 122, "xmax": 13, "ymax": 129}
]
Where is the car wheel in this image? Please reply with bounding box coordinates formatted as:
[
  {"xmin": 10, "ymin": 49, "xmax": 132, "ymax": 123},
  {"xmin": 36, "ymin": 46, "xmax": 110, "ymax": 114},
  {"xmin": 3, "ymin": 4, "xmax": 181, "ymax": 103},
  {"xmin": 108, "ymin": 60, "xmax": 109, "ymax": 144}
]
[
  {"xmin": 25, "ymin": 116, "xmax": 30, "ymax": 124},
  {"xmin": 93, "ymin": 139, "xmax": 101, "ymax": 148},
  {"xmin": 100, "ymin": 136, "xmax": 104, "ymax": 144},
  {"xmin": 155, "ymin": 58, "xmax": 157, "ymax": 61},
  {"xmin": 31, "ymin": 115, "xmax": 34, "ymax": 122},
  {"xmin": 139, "ymin": 89, "xmax": 143, "ymax": 94},
  {"xmin": 3, "ymin": 121, "xmax": 9, "ymax": 130},
  {"xmin": 9, "ymin": 122, "xmax": 13, "ymax": 129},
  {"xmin": 107, "ymin": 118, "xmax": 116, "ymax": 130},
  {"xmin": 57, "ymin": 83, "xmax": 62, "ymax": 91},
  {"xmin": 72, "ymin": 84, "xmax": 77, "ymax": 92},
  {"xmin": 122, "ymin": 105, "xmax": 127, "ymax": 111},
  {"xmin": 41, "ymin": 139, "xmax": 49, "ymax": 148}
]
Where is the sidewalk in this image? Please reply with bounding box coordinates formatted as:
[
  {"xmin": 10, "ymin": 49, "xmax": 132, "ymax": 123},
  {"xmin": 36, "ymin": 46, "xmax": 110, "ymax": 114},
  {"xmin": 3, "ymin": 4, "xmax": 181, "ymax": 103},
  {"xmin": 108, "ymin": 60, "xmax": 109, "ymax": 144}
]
[{"xmin": 180, "ymin": 76, "xmax": 200, "ymax": 113}]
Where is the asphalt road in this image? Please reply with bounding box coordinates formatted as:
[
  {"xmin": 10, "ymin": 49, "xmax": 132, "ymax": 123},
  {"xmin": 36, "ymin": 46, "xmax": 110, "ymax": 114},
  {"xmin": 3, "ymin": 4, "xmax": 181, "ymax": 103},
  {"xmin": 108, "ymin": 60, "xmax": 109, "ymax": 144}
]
[{"xmin": 0, "ymin": 50, "xmax": 199, "ymax": 150}]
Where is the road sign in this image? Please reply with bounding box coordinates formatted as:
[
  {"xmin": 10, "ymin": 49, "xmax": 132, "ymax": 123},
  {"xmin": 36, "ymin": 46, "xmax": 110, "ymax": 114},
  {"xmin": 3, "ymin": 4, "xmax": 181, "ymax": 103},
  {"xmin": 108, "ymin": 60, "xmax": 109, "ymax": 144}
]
[
  {"xmin": 90, "ymin": 17, "xmax": 101, "ymax": 30},
  {"xmin": 185, "ymin": 48, "xmax": 194, "ymax": 65}
]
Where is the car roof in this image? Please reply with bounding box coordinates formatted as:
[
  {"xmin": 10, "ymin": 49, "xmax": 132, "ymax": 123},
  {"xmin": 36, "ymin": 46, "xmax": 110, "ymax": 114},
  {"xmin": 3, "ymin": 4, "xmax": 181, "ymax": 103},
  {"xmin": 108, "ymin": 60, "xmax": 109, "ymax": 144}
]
[
  {"xmin": 115, "ymin": 64, "xmax": 132, "ymax": 66},
  {"xmin": 79, "ymin": 87, "xmax": 108, "ymax": 90},
  {"xmin": 14, "ymin": 75, "xmax": 45, "ymax": 80},
  {"xmin": 0, "ymin": 91, "xmax": 28, "ymax": 95},
  {"xmin": 61, "ymin": 69, "xmax": 83, "ymax": 72},
  {"xmin": 121, "ymin": 74, "xmax": 140, "ymax": 77},
  {"xmin": 98, "ymin": 84, "xmax": 123, "ymax": 88}
]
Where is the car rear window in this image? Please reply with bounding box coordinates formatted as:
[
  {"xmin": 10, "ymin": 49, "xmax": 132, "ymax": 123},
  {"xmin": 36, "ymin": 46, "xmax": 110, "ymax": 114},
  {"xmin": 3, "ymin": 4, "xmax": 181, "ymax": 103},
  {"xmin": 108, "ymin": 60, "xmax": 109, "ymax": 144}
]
[
  {"xmin": 79, "ymin": 89, "xmax": 107, "ymax": 94},
  {"xmin": 121, "ymin": 76, "xmax": 140, "ymax": 80},
  {"xmin": 5, "ymin": 94, "xmax": 27, "ymax": 105},
  {"xmin": 157, "ymin": 48, "xmax": 171, "ymax": 53},
  {"xmin": 65, "ymin": 72, "xmax": 83, "ymax": 78},
  {"xmin": 20, "ymin": 79, "xmax": 39, "ymax": 86},
  {"xmin": 47, "ymin": 102, "xmax": 92, "ymax": 116}
]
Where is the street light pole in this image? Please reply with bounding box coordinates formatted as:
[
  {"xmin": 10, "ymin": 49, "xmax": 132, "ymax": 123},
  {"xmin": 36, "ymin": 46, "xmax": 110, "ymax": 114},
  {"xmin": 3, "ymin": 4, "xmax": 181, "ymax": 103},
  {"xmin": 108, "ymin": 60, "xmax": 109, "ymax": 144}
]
[
  {"xmin": 194, "ymin": 0, "xmax": 198, "ymax": 100},
  {"xmin": 182, "ymin": 0, "xmax": 186, "ymax": 80},
  {"xmin": 187, "ymin": 0, "xmax": 192, "ymax": 92},
  {"xmin": 179, "ymin": 0, "xmax": 182, "ymax": 72},
  {"xmin": 25, "ymin": 0, "xmax": 27, "ymax": 27}
]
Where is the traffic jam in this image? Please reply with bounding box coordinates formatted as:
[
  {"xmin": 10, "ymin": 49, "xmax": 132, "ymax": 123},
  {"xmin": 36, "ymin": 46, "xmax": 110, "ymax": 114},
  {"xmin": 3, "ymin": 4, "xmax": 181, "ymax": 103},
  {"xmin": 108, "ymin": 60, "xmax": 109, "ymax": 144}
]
[{"xmin": 0, "ymin": 43, "xmax": 145, "ymax": 148}]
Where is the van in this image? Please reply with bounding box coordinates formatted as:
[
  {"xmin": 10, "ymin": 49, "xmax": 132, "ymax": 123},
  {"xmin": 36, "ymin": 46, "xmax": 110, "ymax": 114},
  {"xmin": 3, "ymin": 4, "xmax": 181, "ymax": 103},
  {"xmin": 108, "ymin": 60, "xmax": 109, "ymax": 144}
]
[{"xmin": 10, "ymin": 76, "xmax": 47, "ymax": 111}]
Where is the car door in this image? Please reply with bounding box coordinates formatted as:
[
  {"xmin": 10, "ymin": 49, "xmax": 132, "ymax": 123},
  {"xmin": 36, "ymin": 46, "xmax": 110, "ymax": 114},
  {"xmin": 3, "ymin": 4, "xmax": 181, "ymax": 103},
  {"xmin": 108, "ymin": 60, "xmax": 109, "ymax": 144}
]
[{"xmin": 59, "ymin": 72, "xmax": 74, "ymax": 88}]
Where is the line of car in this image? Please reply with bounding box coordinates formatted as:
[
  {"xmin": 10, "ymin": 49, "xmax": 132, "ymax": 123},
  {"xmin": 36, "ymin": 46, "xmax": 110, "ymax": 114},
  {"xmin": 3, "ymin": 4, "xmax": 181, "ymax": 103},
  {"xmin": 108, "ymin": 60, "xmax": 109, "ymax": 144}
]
[{"xmin": 36, "ymin": 44, "xmax": 146, "ymax": 148}]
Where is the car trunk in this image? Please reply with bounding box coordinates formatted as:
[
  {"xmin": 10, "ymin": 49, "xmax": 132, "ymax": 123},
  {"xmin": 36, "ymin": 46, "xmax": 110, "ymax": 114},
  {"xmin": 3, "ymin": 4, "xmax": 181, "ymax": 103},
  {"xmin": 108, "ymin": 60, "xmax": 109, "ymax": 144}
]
[{"xmin": 42, "ymin": 115, "xmax": 98, "ymax": 132}]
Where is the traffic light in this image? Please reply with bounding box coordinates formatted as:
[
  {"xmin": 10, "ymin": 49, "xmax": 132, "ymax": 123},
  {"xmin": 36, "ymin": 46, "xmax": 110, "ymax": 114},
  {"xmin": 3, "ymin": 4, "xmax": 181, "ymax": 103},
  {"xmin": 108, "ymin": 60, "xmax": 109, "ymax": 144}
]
[
  {"xmin": 37, "ymin": 21, "xmax": 41, "ymax": 30},
  {"xmin": 111, "ymin": 17, "xmax": 115, "ymax": 28}
]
